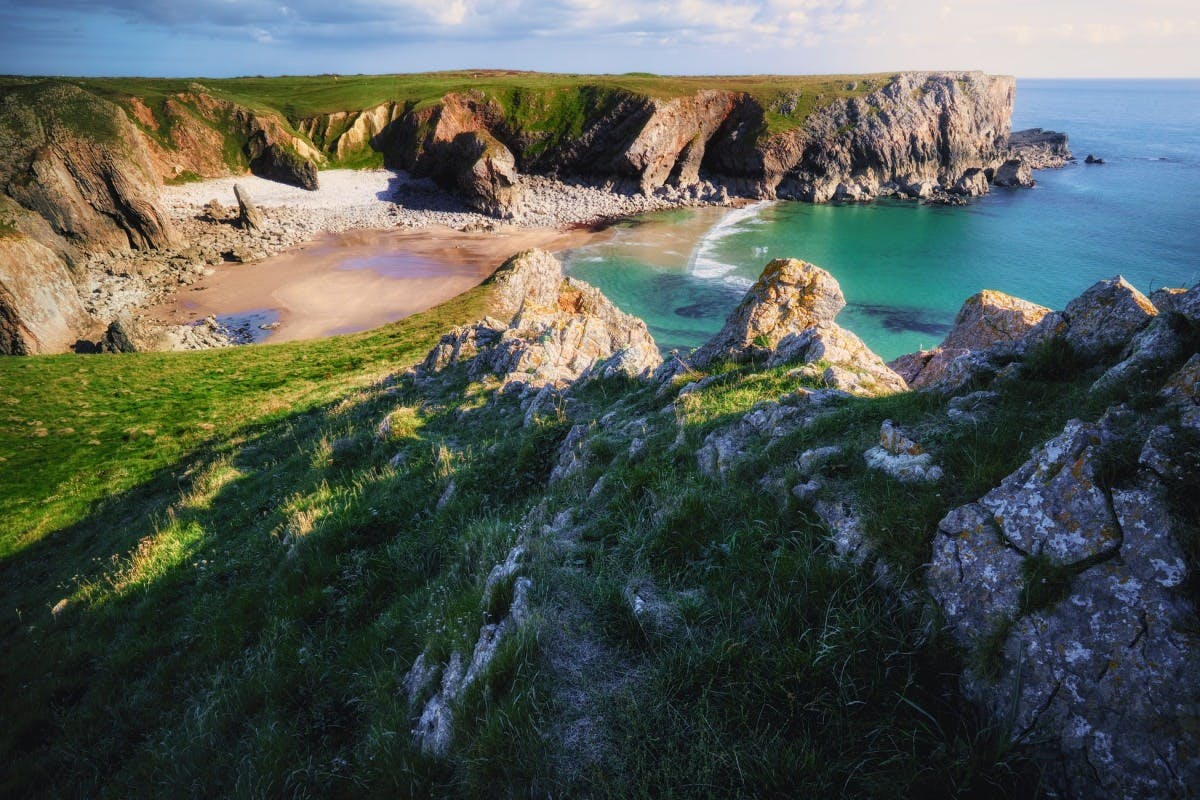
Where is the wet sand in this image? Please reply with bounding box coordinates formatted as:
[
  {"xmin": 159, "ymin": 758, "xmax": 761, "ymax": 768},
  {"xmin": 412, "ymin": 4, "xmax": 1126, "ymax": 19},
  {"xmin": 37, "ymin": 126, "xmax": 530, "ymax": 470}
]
[{"xmin": 147, "ymin": 225, "xmax": 606, "ymax": 343}]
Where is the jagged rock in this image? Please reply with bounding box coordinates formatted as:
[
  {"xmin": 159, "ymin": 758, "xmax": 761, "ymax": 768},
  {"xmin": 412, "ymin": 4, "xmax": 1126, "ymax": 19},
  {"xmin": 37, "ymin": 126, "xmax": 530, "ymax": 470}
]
[
  {"xmin": 1007, "ymin": 128, "xmax": 1072, "ymax": 168},
  {"xmin": 100, "ymin": 313, "xmax": 159, "ymax": 353},
  {"xmin": 1149, "ymin": 282, "xmax": 1200, "ymax": 322},
  {"xmin": 688, "ymin": 258, "xmax": 906, "ymax": 394},
  {"xmin": 949, "ymin": 167, "xmax": 989, "ymax": 196},
  {"xmin": 409, "ymin": 543, "xmax": 533, "ymax": 757},
  {"xmin": 1160, "ymin": 353, "xmax": 1200, "ymax": 429},
  {"xmin": 415, "ymin": 250, "xmax": 660, "ymax": 393},
  {"xmin": 1084, "ymin": 153, "xmax": 1105, "ymax": 165},
  {"xmin": 202, "ymin": 199, "xmax": 226, "ymax": 221},
  {"xmin": 931, "ymin": 409, "xmax": 1200, "ymax": 797},
  {"xmin": 796, "ymin": 445, "xmax": 842, "ymax": 474},
  {"xmin": 863, "ymin": 420, "xmax": 943, "ymax": 483},
  {"xmin": 892, "ymin": 290, "xmax": 1050, "ymax": 390},
  {"xmin": 1021, "ymin": 276, "xmax": 1157, "ymax": 358},
  {"xmin": 691, "ymin": 258, "xmax": 845, "ymax": 367},
  {"xmin": 233, "ymin": 183, "xmax": 264, "ymax": 231},
  {"xmin": 1092, "ymin": 312, "xmax": 1187, "ymax": 392},
  {"xmin": 992, "ymin": 158, "xmax": 1034, "ymax": 187}
]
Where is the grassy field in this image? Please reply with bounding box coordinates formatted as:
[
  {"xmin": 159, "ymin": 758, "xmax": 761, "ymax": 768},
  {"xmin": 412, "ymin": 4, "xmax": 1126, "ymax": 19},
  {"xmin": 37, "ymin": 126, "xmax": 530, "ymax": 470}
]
[{"xmin": 4, "ymin": 257, "xmax": 1149, "ymax": 797}]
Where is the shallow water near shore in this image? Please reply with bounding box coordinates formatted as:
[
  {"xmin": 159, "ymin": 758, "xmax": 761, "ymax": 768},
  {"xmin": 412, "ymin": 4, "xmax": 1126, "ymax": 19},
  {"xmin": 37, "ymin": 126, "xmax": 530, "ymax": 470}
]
[{"xmin": 564, "ymin": 79, "xmax": 1200, "ymax": 360}]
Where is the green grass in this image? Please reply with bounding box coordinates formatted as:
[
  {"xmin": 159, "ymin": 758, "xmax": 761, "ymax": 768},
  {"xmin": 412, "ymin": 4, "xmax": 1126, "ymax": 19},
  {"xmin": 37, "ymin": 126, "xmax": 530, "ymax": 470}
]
[{"xmin": 3, "ymin": 286, "xmax": 1128, "ymax": 796}]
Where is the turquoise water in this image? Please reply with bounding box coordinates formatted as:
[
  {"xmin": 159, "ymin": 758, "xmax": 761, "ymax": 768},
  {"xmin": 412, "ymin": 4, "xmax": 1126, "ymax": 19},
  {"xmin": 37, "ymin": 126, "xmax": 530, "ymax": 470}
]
[{"xmin": 564, "ymin": 80, "xmax": 1200, "ymax": 360}]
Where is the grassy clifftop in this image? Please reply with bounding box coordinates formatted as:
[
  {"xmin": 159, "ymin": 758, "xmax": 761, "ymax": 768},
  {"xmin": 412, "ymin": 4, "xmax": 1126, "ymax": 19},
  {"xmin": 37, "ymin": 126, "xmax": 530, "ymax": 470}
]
[{"xmin": 50, "ymin": 70, "xmax": 888, "ymax": 129}]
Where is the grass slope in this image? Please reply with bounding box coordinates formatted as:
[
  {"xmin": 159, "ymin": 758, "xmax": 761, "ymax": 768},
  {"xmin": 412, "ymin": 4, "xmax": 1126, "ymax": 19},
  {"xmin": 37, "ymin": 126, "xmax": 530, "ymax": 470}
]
[{"xmin": 7, "ymin": 277, "xmax": 1173, "ymax": 796}]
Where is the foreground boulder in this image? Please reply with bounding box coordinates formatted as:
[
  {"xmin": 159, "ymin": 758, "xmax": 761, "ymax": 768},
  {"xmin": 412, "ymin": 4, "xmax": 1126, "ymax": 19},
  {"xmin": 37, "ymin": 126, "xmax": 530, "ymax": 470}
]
[
  {"xmin": 930, "ymin": 405, "xmax": 1200, "ymax": 797},
  {"xmin": 415, "ymin": 249, "xmax": 661, "ymax": 393}
]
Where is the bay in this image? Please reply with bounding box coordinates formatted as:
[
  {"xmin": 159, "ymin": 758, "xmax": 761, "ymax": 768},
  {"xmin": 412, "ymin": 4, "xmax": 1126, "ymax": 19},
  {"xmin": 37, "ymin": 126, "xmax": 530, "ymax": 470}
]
[{"xmin": 564, "ymin": 79, "xmax": 1200, "ymax": 360}]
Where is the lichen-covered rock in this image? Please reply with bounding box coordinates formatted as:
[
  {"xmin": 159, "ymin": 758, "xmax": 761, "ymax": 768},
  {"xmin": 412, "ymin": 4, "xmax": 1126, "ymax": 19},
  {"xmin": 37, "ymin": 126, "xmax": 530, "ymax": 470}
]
[
  {"xmin": 863, "ymin": 420, "xmax": 943, "ymax": 483},
  {"xmin": 930, "ymin": 406, "xmax": 1200, "ymax": 798},
  {"xmin": 1021, "ymin": 276, "xmax": 1157, "ymax": 358},
  {"xmin": 771, "ymin": 326, "xmax": 909, "ymax": 395},
  {"xmin": 1092, "ymin": 312, "xmax": 1187, "ymax": 392},
  {"xmin": 415, "ymin": 250, "xmax": 660, "ymax": 393},
  {"xmin": 690, "ymin": 258, "xmax": 845, "ymax": 367},
  {"xmin": 1150, "ymin": 283, "xmax": 1200, "ymax": 321}
]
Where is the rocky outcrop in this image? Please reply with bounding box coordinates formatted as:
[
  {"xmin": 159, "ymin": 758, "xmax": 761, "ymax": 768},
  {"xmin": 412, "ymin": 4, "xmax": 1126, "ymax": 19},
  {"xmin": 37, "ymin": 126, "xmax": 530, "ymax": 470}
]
[
  {"xmin": 991, "ymin": 158, "xmax": 1034, "ymax": 187},
  {"xmin": 1020, "ymin": 276, "xmax": 1157, "ymax": 358},
  {"xmin": 687, "ymin": 258, "xmax": 907, "ymax": 394},
  {"xmin": 891, "ymin": 290, "xmax": 1050, "ymax": 390},
  {"xmin": 1008, "ymin": 127, "xmax": 1072, "ymax": 169},
  {"xmin": 930, "ymin": 405, "xmax": 1200, "ymax": 798},
  {"xmin": 863, "ymin": 420, "xmax": 943, "ymax": 483},
  {"xmin": 690, "ymin": 258, "xmax": 845, "ymax": 367},
  {"xmin": 415, "ymin": 249, "xmax": 661, "ymax": 393},
  {"xmin": 0, "ymin": 82, "xmax": 180, "ymax": 254},
  {"xmin": 0, "ymin": 232, "xmax": 90, "ymax": 354}
]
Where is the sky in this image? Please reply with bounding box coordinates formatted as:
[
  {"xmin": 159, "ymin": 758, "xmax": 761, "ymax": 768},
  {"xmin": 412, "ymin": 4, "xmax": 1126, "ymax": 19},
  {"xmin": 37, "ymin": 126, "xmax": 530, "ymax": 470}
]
[{"xmin": 0, "ymin": 0, "xmax": 1197, "ymax": 78}]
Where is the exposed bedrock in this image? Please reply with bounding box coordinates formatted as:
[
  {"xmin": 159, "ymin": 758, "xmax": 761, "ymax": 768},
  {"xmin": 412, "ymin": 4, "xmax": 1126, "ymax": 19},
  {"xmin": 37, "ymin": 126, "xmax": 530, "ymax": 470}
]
[{"xmin": 298, "ymin": 71, "xmax": 1038, "ymax": 216}]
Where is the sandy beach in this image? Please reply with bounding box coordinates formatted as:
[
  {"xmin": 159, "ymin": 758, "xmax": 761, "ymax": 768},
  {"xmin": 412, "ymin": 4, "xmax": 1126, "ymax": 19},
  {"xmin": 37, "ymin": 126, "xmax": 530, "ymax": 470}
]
[
  {"xmin": 144, "ymin": 224, "xmax": 606, "ymax": 343},
  {"xmin": 84, "ymin": 168, "xmax": 722, "ymax": 349}
]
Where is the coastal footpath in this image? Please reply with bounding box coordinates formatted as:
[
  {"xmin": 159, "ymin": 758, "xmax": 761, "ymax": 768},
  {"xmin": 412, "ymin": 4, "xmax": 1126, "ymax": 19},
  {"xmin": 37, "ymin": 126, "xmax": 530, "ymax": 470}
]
[{"xmin": 0, "ymin": 71, "xmax": 1071, "ymax": 355}]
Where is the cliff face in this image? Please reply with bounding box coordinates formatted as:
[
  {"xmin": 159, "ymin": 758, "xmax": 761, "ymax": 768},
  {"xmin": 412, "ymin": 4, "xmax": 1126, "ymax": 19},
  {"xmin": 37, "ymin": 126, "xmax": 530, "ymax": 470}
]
[{"xmin": 297, "ymin": 71, "xmax": 1021, "ymax": 214}]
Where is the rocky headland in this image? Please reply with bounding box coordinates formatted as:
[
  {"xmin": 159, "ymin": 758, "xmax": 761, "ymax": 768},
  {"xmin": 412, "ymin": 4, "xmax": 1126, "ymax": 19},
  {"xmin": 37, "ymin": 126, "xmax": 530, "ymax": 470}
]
[{"xmin": 0, "ymin": 70, "xmax": 1072, "ymax": 356}]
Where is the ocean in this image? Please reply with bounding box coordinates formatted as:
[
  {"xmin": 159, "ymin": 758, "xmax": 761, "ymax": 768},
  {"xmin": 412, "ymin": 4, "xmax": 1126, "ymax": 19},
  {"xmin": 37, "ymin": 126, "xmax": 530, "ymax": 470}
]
[{"xmin": 563, "ymin": 79, "xmax": 1200, "ymax": 360}]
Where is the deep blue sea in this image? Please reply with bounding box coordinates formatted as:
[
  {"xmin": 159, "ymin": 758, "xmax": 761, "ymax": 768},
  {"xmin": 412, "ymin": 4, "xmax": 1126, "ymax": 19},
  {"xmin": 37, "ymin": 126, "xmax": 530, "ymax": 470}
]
[{"xmin": 564, "ymin": 80, "xmax": 1200, "ymax": 359}]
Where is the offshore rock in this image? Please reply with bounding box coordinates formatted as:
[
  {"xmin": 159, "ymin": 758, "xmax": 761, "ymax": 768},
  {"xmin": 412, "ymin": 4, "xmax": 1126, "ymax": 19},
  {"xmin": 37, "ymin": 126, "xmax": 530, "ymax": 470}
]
[{"xmin": 1007, "ymin": 128, "xmax": 1073, "ymax": 168}]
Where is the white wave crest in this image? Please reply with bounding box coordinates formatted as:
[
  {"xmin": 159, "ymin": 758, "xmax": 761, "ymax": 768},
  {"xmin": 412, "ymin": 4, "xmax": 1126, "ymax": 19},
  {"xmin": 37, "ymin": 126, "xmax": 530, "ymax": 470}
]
[{"xmin": 687, "ymin": 202, "xmax": 772, "ymax": 280}]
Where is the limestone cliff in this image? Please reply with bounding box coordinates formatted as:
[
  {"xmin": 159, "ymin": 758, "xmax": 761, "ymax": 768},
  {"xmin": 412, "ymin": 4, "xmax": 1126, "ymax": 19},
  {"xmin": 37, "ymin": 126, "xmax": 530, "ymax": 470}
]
[{"xmin": 298, "ymin": 71, "xmax": 1024, "ymax": 214}]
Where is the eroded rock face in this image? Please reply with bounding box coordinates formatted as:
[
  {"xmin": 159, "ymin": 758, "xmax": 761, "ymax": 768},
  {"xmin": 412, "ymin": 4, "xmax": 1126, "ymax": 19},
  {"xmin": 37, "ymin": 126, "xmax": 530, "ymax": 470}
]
[
  {"xmin": 416, "ymin": 249, "xmax": 661, "ymax": 393},
  {"xmin": 0, "ymin": 233, "xmax": 89, "ymax": 354},
  {"xmin": 0, "ymin": 82, "xmax": 180, "ymax": 254},
  {"xmin": 930, "ymin": 406, "xmax": 1200, "ymax": 798},
  {"xmin": 690, "ymin": 258, "xmax": 846, "ymax": 367}
]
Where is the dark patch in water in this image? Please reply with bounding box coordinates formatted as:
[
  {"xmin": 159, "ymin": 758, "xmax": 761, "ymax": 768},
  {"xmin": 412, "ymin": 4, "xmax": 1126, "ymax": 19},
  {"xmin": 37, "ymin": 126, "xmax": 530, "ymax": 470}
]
[
  {"xmin": 674, "ymin": 300, "xmax": 730, "ymax": 319},
  {"xmin": 852, "ymin": 303, "xmax": 953, "ymax": 336}
]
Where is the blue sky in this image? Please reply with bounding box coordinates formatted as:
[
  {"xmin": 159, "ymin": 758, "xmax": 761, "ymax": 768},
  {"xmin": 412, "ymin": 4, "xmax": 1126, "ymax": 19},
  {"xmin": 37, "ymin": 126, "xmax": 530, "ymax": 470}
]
[{"xmin": 0, "ymin": 0, "xmax": 1196, "ymax": 78}]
